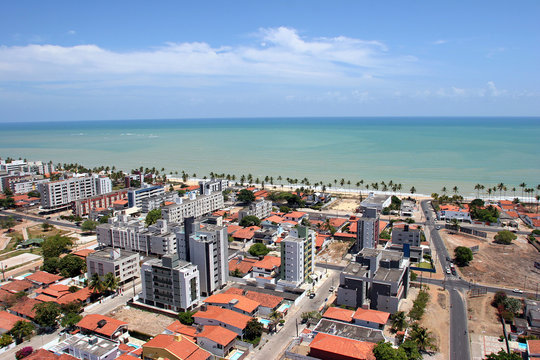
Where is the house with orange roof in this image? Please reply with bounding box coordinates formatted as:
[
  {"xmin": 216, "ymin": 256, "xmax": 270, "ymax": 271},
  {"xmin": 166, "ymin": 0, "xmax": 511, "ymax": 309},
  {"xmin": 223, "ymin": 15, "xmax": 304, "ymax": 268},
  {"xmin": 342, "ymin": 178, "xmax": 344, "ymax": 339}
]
[
  {"xmin": 26, "ymin": 271, "xmax": 63, "ymax": 286},
  {"xmin": 437, "ymin": 204, "xmax": 471, "ymax": 222},
  {"xmin": 327, "ymin": 217, "xmax": 348, "ymax": 231},
  {"xmin": 528, "ymin": 339, "xmax": 540, "ymax": 359},
  {"xmin": 0, "ymin": 310, "xmax": 29, "ymax": 333},
  {"xmin": 2, "ymin": 279, "xmax": 34, "ymax": 294},
  {"xmin": 71, "ymin": 248, "xmax": 96, "ymax": 259},
  {"xmin": 228, "ymin": 256, "xmax": 257, "ymax": 276},
  {"xmin": 252, "ymin": 255, "xmax": 281, "ymax": 277},
  {"xmin": 193, "ymin": 305, "xmax": 253, "ymax": 336},
  {"xmin": 76, "ymin": 314, "xmax": 129, "ymax": 342},
  {"xmin": 309, "ymin": 332, "xmax": 376, "ymax": 360},
  {"xmin": 284, "ymin": 211, "xmax": 308, "ymax": 222},
  {"xmin": 35, "ymin": 284, "xmax": 71, "ymax": 301},
  {"xmin": 116, "ymin": 353, "xmax": 141, "ymax": 360},
  {"xmin": 23, "ymin": 349, "xmax": 78, "ymax": 360},
  {"xmin": 143, "ymin": 334, "xmax": 211, "ymax": 360},
  {"xmin": 262, "ymin": 214, "xmax": 285, "ymax": 224},
  {"xmin": 164, "ymin": 320, "xmax": 198, "ymax": 342},
  {"xmin": 196, "ymin": 325, "xmax": 238, "ymax": 357},
  {"xmin": 333, "ymin": 232, "xmax": 356, "ymax": 240},
  {"xmin": 352, "ymin": 308, "xmax": 390, "ymax": 329},
  {"xmin": 223, "ymin": 287, "xmax": 283, "ymax": 316},
  {"xmin": 315, "ymin": 234, "xmax": 330, "ymax": 251},
  {"xmin": 521, "ymin": 213, "xmax": 540, "ymax": 229},
  {"xmin": 232, "ymin": 226, "xmax": 261, "ymax": 241},
  {"xmin": 8, "ymin": 296, "xmax": 40, "ymax": 321},
  {"xmin": 203, "ymin": 293, "xmax": 260, "ymax": 316},
  {"xmin": 227, "ymin": 224, "xmax": 243, "ymax": 235},
  {"xmin": 322, "ymin": 307, "xmax": 354, "ymax": 323}
]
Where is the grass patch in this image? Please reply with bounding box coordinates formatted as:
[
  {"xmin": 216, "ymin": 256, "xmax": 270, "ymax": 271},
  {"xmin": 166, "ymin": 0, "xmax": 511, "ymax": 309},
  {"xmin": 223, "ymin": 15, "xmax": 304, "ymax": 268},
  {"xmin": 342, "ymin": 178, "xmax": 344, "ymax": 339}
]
[{"xmin": 417, "ymin": 262, "xmax": 434, "ymax": 269}]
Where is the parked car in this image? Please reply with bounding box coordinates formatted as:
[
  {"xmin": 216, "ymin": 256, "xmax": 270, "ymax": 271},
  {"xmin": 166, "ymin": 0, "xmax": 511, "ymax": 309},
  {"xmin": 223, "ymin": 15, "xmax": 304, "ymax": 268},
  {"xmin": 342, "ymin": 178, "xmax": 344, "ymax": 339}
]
[
  {"xmin": 329, "ymin": 286, "xmax": 335, "ymax": 292},
  {"xmin": 446, "ymin": 256, "xmax": 451, "ymax": 262},
  {"xmin": 513, "ymin": 289, "xmax": 523, "ymax": 294},
  {"xmin": 309, "ymin": 293, "xmax": 316, "ymax": 299},
  {"xmin": 436, "ymin": 226, "xmax": 441, "ymax": 230},
  {"xmin": 446, "ymin": 268, "xmax": 451, "ymax": 274}
]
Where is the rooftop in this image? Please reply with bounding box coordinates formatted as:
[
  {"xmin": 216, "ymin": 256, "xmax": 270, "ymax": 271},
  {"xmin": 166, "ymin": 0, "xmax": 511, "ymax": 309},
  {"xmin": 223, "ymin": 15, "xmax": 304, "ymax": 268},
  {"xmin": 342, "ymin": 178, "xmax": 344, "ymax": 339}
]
[
  {"xmin": 0, "ymin": 310, "xmax": 29, "ymax": 332},
  {"xmin": 352, "ymin": 308, "xmax": 390, "ymax": 325},
  {"xmin": 87, "ymin": 247, "xmax": 138, "ymax": 262},
  {"xmin": 77, "ymin": 314, "xmax": 127, "ymax": 338},
  {"xmin": 196, "ymin": 325, "xmax": 237, "ymax": 346},
  {"xmin": 144, "ymin": 334, "xmax": 211, "ymax": 360},
  {"xmin": 322, "ymin": 307, "xmax": 354, "ymax": 323},
  {"xmin": 194, "ymin": 305, "xmax": 252, "ymax": 330},
  {"xmin": 203, "ymin": 293, "xmax": 260, "ymax": 314},
  {"xmin": 314, "ymin": 318, "xmax": 386, "ymax": 343},
  {"xmin": 55, "ymin": 333, "xmax": 118, "ymax": 357},
  {"xmin": 309, "ymin": 332, "xmax": 376, "ymax": 360}
]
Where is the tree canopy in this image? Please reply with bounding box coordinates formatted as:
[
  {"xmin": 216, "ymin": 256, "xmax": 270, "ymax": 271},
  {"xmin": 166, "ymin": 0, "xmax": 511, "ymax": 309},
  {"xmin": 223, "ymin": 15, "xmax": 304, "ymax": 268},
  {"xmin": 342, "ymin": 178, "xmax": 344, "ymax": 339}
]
[
  {"xmin": 248, "ymin": 243, "xmax": 270, "ymax": 257},
  {"xmin": 485, "ymin": 350, "xmax": 522, "ymax": 360},
  {"xmin": 58, "ymin": 255, "xmax": 86, "ymax": 277},
  {"xmin": 145, "ymin": 208, "xmax": 162, "ymax": 226},
  {"xmin": 237, "ymin": 189, "xmax": 255, "ymax": 203},
  {"xmin": 178, "ymin": 310, "xmax": 195, "ymax": 325},
  {"xmin": 454, "ymin": 246, "xmax": 473, "ymax": 266},
  {"xmin": 494, "ymin": 230, "xmax": 517, "ymax": 245},
  {"xmin": 33, "ymin": 302, "xmax": 61, "ymax": 328},
  {"xmin": 239, "ymin": 215, "xmax": 261, "ymax": 227},
  {"xmin": 10, "ymin": 320, "xmax": 34, "ymax": 342},
  {"xmin": 41, "ymin": 234, "xmax": 73, "ymax": 259},
  {"xmin": 245, "ymin": 318, "xmax": 263, "ymax": 341}
]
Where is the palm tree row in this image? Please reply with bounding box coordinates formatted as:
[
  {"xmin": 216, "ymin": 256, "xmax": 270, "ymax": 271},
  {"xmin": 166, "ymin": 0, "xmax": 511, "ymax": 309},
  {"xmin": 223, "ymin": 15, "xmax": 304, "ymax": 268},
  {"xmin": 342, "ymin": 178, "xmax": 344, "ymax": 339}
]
[{"xmin": 89, "ymin": 272, "xmax": 118, "ymax": 296}]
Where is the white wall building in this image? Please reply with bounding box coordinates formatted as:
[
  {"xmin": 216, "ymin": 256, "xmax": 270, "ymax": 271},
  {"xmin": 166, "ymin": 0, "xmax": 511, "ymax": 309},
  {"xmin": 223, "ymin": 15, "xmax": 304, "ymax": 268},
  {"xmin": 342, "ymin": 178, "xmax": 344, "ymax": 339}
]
[
  {"xmin": 94, "ymin": 175, "xmax": 113, "ymax": 195},
  {"xmin": 38, "ymin": 176, "xmax": 100, "ymax": 209},
  {"xmin": 127, "ymin": 184, "xmax": 165, "ymax": 209},
  {"xmin": 161, "ymin": 191, "xmax": 224, "ymax": 224},
  {"xmin": 238, "ymin": 199, "xmax": 272, "ymax": 221},
  {"xmin": 279, "ymin": 226, "xmax": 315, "ymax": 286},
  {"xmin": 86, "ymin": 247, "xmax": 140, "ymax": 286}
]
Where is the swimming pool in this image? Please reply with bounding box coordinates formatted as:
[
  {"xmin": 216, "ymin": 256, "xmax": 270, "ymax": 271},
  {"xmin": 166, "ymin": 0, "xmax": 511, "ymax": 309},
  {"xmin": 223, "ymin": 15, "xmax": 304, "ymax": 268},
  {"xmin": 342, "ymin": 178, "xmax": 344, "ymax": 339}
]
[
  {"xmin": 229, "ymin": 349, "xmax": 245, "ymax": 360},
  {"xmin": 258, "ymin": 318, "xmax": 271, "ymax": 326},
  {"xmin": 127, "ymin": 343, "xmax": 141, "ymax": 349},
  {"xmin": 277, "ymin": 303, "xmax": 291, "ymax": 312},
  {"xmin": 518, "ymin": 342, "xmax": 527, "ymax": 351}
]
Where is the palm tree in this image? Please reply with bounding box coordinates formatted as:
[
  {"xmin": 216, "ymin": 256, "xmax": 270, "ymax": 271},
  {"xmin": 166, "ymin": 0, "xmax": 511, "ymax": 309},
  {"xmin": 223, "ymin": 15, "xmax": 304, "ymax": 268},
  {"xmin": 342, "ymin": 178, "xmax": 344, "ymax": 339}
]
[
  {"xmin": 474, "ymin": 184, "xmax": 482, "ymax": 198},
  {"xmin": 452, "ymin": 186, "xmax": 459, "ymax": 196},
  {"xmin": 408, "ymin": 324, "xmax": 438, "ymax": 352},
  {"xmin": 497, "ymin": 182, "xmax": 505, "ymax": 199},
  {"xmin": 89, "ymin": 273, "xmax": 105, "ymax": 295},
  {"xmin": 103, "ymin": 272, "xmax": 118, "ymax": 293},
  {"xmin": 441, "ymin": 187, "xmax": 447, "ymax": 195},
  {"xmin": 410, "ymin": 186, "xmax": 416, "ymax": 194},
  {"xmin": 390, "ymin": 311, "xmax": 407, "ymax": 332},
  {"xmin": 520, "ymin": 182, "xmax": 527, "ymax": 199},
  {"xmin": 487, "ymin": 188, "xmax": 493, "ymax": 199}
]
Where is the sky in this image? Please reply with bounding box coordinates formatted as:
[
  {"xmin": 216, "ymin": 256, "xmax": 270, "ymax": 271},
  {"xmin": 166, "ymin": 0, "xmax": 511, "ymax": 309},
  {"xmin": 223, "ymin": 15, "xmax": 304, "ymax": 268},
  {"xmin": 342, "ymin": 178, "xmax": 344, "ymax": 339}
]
[{"xmin": 0, "ymin": 1, "xmax": 539, "ymax": 122}]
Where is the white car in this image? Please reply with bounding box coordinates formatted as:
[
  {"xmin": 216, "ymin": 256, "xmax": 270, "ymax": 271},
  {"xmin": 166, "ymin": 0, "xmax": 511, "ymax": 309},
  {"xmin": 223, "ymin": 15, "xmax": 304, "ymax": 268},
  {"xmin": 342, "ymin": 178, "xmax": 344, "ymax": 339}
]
[
  {"xmin": 513, "ymin": 289, "xmax": 523, "ymax": 294},
  {"xmin": 446, "ymin": 268, "xmax": 451, "ymax": 274}
]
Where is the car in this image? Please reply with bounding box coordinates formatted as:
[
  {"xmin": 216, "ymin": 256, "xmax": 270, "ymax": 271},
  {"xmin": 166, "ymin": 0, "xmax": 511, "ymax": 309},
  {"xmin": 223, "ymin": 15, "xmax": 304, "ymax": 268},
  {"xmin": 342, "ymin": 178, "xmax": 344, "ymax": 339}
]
[
  {"xmin": 435, "ymin": 226, "xmax": 441, "ymax": 230},
  {"xmin": 426, "ymin": 217, "xmax": 430, "ymax": 221},
  {"xmin": 329, "ymin": 286, "xmax": 335, "ymax": 292},
  {"xmin": 446, "ymin": 268, "xmax": 451, "ymax": 274},
  {"xmin": 451, "ymin": 269, "xmax": 457, "ymax": 276},
  {"xmin": 513, "ymin": 289, "xmax": 523, "ymax": 294},
  {"xmin": 309, "ymin": 293, "xmax": 316, "ymax": 299},
  {"xmin": 446, "ymin": 256, "xmax": 451, "ymax": 262}
]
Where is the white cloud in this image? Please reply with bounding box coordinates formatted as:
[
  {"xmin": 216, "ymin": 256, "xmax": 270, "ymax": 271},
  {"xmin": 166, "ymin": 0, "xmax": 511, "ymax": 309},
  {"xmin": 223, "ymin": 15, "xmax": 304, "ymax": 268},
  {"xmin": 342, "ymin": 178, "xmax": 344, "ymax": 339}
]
[
  {"xmin": 67, "ymin": 30, "xmax": 76, "ymax": 35},
  {"xmin": 0, "ymin": 27, "xmax": 416, "ymax": 88},
  {"xmin": 432, "ymin": 39, "xmax": 447, "ymax": 45}
]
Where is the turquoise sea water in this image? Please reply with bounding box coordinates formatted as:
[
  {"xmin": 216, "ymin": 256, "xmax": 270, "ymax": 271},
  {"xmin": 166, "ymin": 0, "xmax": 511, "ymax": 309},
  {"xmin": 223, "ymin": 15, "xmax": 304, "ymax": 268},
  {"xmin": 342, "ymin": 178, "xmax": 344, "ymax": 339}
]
[{"xmin": 0, "ymin": 117, "xmax": 538, "ymax": 196}]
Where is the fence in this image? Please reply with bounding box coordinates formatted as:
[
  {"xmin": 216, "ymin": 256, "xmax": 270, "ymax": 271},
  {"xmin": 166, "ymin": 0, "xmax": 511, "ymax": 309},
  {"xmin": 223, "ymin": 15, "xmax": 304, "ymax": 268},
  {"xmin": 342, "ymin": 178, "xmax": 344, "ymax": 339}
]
[{"xmin": 444, "ymin": 224, "xmax": 487, "ymax": 238}]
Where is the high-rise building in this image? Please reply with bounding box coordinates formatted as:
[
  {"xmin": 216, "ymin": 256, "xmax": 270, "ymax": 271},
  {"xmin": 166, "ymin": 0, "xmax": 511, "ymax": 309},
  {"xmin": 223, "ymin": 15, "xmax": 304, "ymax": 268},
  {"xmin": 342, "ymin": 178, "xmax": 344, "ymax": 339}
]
[
  {"xmin": 140, "ymin": 253, "xmax": 200, "ymax": 312},
  {"xmin": 161, "ymin": 192, "xmax": 224, "ymax": 224},
  {"xmin": 39, "ymin": 176, "xmax": 102, "ymax": 209},
  {"xmin": 127, "ymin": 185, "xmax": 165, "ymax": 209},
  {"xmin": 238, "ymin": 199, "xmax": 272, "ymax": 221},
  {"xmin": 86, "ymin": 248, "xmax": 140, "ymax": 286},
  {"xmin": 279, "ymin": 226, "xmax": 315, "ymax": 286},
  {"xmin": 356, "ymin": 208, "xmax": 379, "ymax": 251},
  {"xmin": 94, "ymin": 175, "xmax": 113, "ymax": 195}
]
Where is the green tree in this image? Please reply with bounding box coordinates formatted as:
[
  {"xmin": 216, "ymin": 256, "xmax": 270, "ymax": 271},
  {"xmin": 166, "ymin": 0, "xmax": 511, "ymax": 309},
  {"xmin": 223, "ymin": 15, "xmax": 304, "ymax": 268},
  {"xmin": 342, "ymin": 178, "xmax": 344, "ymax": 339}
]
[
  {"xmin": 98, "ymin": 215, "xmax": 110, "ymax": 224},
  {"xmin": 372, "ymin": 341, "xmax": 407, "ymax": 360},
  {"xmin": 245, "ymin": 318, "xmax": 263, "ymax": 341},
  {"xmin": 248, "ymin": 243, "xmax": 270, "ymax": 257},
  {"xmin": 103, "ymin": 272, "xmax": 118, "ymax": 293},
  {"xmin": 145, "ymin": 208, "xmax": 162, "ymax": 226},
  {"xmin": 239, "ymin": 215, "xmax": 261, "ymax": 227},
  {"xmin": 58, "ymin": 255, "xmax": 86, "ymax": 277},
  {"xmin": 10, "ymin": 321, "xmax": 34, "ymax": 342},
  {"xmin": 454, "ymin": 246, "xmax": 473, "ymax": 266},
  {"xmin": 42, "ymin": 257, "xmax": 60, "ymax": 273},
  {"xmin": 0, "ymin": 216, "xmax": 16, "ymax": 229},
  {"xmin": 27, "ymin": 190, "xmax": 40, "ymax": 198},
  {"xmin": 33, "ymin": 302, "xmax": 61, "ymax": 328},
  {"xmin": 408, "ymin": 324, "xmax": 438, "ymax": 352},
  {"xmin": 42, "ymin": 234, "xmax": 73, "ymax": 258},
  {"xmin": 400, "ymin": 340, "xmax": 422, "ymax": 360},
  {"xmin": 178, "ymin": 310, "xmax": 195, "ymax": 325},
  {"xmin": 485, "ymin": 350, "xmax": 522, "ymax": 360},
  {"xmin": 230, "ymin": 268, "xmax": 243, "ymax": 277},
  {"xmin": 237, "ymin": 189, "xmax": 255, "ymax": 203},
  {"xmin": 494, "ymin": 230, "xmax": 517, "ymax": 245},
  {"xmin": 89, "ymin": 273, "xmax": 105, "ymax": 294},
  {"xmin": 61, "ymin": 312, "xmax": 82, "ymax": 329},
  {"xmin": 0, "ymin": 333, "xmax": 13, "ymax": 347},
  {"xmin": 391, "ymin": 311, "xmax": 408, "ymax": 332},
  {"xmin": 503, "ymin": 297, "xmax": 522, "ymax": 315}
]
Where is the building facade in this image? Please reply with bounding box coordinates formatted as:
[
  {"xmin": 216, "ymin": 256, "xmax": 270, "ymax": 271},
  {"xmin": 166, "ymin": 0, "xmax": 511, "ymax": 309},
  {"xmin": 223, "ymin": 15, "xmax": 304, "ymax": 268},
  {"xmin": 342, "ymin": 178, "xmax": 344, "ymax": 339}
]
[
  {"xmin": 356, "ymin": 208, "xmax": 379, "ymax": 251},
  {"xmin": 39, "ymin": 176, "xmax": 112, "ymax": 209},
  {"xmin": 279, "ymin": 226, "xmax": 315, "ymax": 286},
  {"xmin": 391, "ymin": 224, "xmax": 422, "ymax": 247},
  {"xmin": 238, "ymin": 199, "xmax": 272, "ymax": 221},
  {"xmin": 161, "ymin": 192, "xmax": 224, "ymax": 224},
  {"xmin": 86, "ymin": 248, "xmax": 140, "ymax": 286},
  {"xmin": 127, "ymin": 185, "xmax": 165, "ymax": 209},
  {"xmin": 74, "ymin": 189, "xmax": 128, "ymax": 216}
]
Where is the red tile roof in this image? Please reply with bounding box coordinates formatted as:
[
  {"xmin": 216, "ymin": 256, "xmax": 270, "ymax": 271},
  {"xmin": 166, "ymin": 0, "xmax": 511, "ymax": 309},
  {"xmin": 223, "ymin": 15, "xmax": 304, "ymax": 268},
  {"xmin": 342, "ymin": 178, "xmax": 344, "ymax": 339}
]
[
  {"xmin": 333, "ymin": 232, "xmax": 356, "ymax": 238},
  {"xmin": 0, "ymin": 310, "xmax": 29, "ymax": 331},
  {"xmin": 24, "ymin": 349, "xmax": 60, "ymax": 360},
  {"xmin": 144, "ymin": 334, "xmax": 210, "ymax": 360},
  {"xmin": 228, "ymin": 256, "xmax": 257, "ymax": 274},
  {"xmin": 253, "ymin": 255, "xmax": 281, "ymax": 270},
  {"xmin": 439, "ymin": 204, "xmax": 469, "ymax": 213},
  {"xmin": 379, "ymin": 221, "xmax": 389, "ymax": 234},
  {"xmin": 203, "ymin": 293, "xmax": 259, "ymax": 314},
  {"xmin": 166, "ymin": 320, "xmax": 198, "ymax": 342},
  {"xmin": 113, "ymin": 199, "xmax": 128, "ymax": 206},
  {"xmin": 71, "ymin": 248, "xmax": 96, "ymax": 258},
  {"xmin": 328, "ymin": 217, "xmax": 348, "ymax": 229},
  {"xmin": 116, "ymin": 354, "xmax": 141, "ymax": 360},
  {"xmin": 309, "ymin": 332, "xmax": 376, "ymax": 360},
  {"xmin": 316, "ymin": 234, "xmax": 330, "ymax": 248},
  {"xmin": 227, "ymin": 225, "xmax": 243, "ymax": 235},
  {"xmin": 263, "ymin": 215, "xmax": 285, "ymax": 224},
  {"xmin": 9, "ymin": 297, "xmax": 40, "ymax": 319},
  {"xmin": 232, "ymin": 226, "xmax": 260, "ymax": 240},
  {"xmin": 285, "ymin": 211, "xmax": 306, "ymax": 219},
  {"xmin": 322, "ymin": 307, "xmax": 354, "ymax": 322},
  {"xmin": 243, "ymin": 290, "xmax": 283, "ymax": 309},
  {"xmin": 352, "ymin": 308, "xmax": 390, "ymax": 325},
  {"xmin": 36, "ymin": 284, "xmax": 70, "ymax": 298},
  {"xmin": 529, "ymin": 339, "xmax": 540, "ymax": 355},
  {"xmin": 2, "ymin": 279, "xmax": 34, "ymax": 293},
  {"xmin": 194, "ymin": 305, "xmax": 253, "ymax": 330},
  {"xmin": 77, "ymin": 314, "xmax": 127, "ymax": 338},
  {"xmin": 196, "ymin": 325, "xmax": 237, "ymax": 347}
]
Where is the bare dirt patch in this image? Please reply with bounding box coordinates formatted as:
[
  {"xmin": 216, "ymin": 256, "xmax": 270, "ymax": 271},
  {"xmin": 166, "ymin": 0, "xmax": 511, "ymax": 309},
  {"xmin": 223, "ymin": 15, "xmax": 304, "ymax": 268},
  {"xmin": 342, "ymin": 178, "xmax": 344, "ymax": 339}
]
[
  {"xmin": 107, "ymin": 305, "xmax": 177, "ymax": 336},
  {"xmin": 318, "ymin": 240, "xmax": 352, "ymax": 264},
  {"xmin": 418, "ymin": 286, "xmax": 450, "ymax": 360},
  {"xmin": 440, "ymin": 229, "xmax": 540, "ymax": 291},
  {"xmin": 467, "ymin": 293, "xmax": 502, "ymax": 337},
  {"xmin": 326, "ymin": 196, "xmax": 360, "ymax": 213}
]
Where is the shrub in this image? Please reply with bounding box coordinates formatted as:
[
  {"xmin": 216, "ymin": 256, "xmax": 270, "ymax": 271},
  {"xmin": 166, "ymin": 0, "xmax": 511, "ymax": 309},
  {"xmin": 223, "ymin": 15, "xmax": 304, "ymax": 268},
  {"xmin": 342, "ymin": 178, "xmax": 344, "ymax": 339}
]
[
  {"xmin": 494, "ymin": 230, "xmax": 517, "ymax": 245},
  {"xmin": 16, "ymin": 346, "xmax": 33, "ymax": 359}
]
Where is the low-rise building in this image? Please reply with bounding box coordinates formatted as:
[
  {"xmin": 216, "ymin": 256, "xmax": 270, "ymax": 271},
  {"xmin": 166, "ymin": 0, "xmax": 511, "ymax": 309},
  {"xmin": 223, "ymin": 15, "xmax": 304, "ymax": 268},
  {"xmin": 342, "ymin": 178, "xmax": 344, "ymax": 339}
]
[
  {"xmin": 50, "ymin": 333, "xmax": 119, "ymax": 360},
  {"xmin": 25, "ymin": 271, "xmax": 63, "ymax": 287},
  {"xmin": 127, "ymin": 184, "xmax": 165, "ymax": 209},
  {"xmin": 195, "ymin": 325, "xmax": 237, "ymax": 357},
  {"xmin": 238, "ymin": 199, "xmax": 272, "ymax": 221},
  {"xmin": 252, "ymin": 255, "xmax": 281, "ymax": 278},
  {"xmin": 73, "ymin": 189, "xmax": 128, "ymax": 217},
  {"xmin": 76, "ymin": 314, "xmax": 129, "ymax": 343},
  {"xmin": 437, "ymin": 204, "xmax": 472, "ymax": 222},
  {"xmin": 203, "ymin": 293, "xmax": 259, "ymax": 316},
  {"xmin": 360, "ymin": 194, "xmax": 391, "ymax": 213},
  {"xmin": 86, "ymin": 248, "xmax": 140, "ymax": 286},
  {"xmin": 193, "ymin": 305, "xmax": 253, "ymax": 337},
  {"xmin": 309, "ymin": 332, "xmax": 376, "ymax": 360},
  {"xmin": 391, "ymin": 223, "xmax": 422, "ymax": 247},
  {"xmin": 161, "ymin": 191, "xmax": 224, "ymax": 224},
  {"xmin": 143, "ymin": 334, "xmax": 212, "ymax": 360}
]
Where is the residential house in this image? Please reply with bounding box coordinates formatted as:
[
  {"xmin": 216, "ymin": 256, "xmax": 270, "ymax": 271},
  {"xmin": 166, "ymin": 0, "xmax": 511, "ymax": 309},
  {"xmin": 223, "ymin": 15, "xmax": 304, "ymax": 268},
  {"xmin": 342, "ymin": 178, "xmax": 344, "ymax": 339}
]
[
  {"xmin": 252, "ymin": 255, "xmax": 281, "ymax": 278},
  {"xmin": 196, "ymin": 325, "xmax": 238, "ymax": 358},
  {"xmin": 203, "ymin": 293, "xmax": 260, "ymax": 316},
  {"xmin": 143, "ymin": 334, "xmax": 212, "ymax": 360},
  {"xmin": 76, "ymin": 314, "xmax": 129, "ymax": 343},
  {"xmin": 309, "ymin": 332, "xmax": 376, "ymax": 360},
  {"xmin": 193, "ymin": 305, "xmax": 253, "ymax": 337}
]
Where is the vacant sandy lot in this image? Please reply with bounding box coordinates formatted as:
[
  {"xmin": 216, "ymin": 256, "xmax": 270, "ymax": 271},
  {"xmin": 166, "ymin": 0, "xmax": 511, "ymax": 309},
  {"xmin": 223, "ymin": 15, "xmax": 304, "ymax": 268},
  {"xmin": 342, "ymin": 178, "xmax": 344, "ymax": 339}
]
[
  {"xmin": 326, "ymin": 197, "xmax": 360, "ymax": 213},
  {"xmin": 419, "ymin": 285, "xmax": 450, "ymax": 360},
  {"xmin": 108, "ymin": 305, "xmax": 177, "ymax": 336},
  {"xmin": 440, "ymin": 229, "xmax": 540, "ymax": 291},
  {"xmin": 318, "ymin": 241, "xmax": 352, "ymax": 264},
  {"xmin": 467, "ymin": 293, "xmax": 502, "ymax": 337}
]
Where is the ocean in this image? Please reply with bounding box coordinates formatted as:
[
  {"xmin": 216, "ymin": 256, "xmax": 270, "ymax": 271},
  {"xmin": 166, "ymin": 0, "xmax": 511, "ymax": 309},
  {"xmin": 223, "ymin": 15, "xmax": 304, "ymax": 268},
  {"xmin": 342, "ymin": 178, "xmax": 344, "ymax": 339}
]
[{"xmin": 1, "ymin": 117, "xmax": 539, "ymax": 197}]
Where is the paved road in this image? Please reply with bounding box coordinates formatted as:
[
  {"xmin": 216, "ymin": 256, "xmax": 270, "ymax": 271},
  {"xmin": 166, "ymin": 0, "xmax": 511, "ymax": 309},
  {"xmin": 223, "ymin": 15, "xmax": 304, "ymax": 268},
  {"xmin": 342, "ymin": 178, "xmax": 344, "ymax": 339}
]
[
  {"xmin": 0, "ymin": 210, "xmax": 81, "ymax": 230},
  {"xmin": 248, "ymin": 269, "xmax": 341, "ymax": 360}
]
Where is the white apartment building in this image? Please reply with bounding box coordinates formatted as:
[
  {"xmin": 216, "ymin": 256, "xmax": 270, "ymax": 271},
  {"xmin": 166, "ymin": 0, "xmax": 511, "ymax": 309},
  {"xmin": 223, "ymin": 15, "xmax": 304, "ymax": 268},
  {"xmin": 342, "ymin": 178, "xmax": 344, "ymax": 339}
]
[
  {"xmin": 127, "ymin": 184, "xmax": 165, "ymax": 209},
  {"xmin": 238, "ymin": 199, "xmax": 272, "ymax": 221},
  {"xmin": 38, "ymin": 175, "xmax": 113, "ymax": 209},
  {"xmin": 94, "ymin": 175, "xmax": 113, "ymax": 195},
  {"xmin": 0, "ymin": 159, "xmax": 26, "ymax": 173},
  {"xmin": 140, "ymin": 254, "xmax": 200, "ymax": 312},
  {"xmin": 11, "ymin": 178, "xmax": 49, "ymax": 195},
  {"xmin": 140, "ymin": 191, "xmax": 180, "ymax": 213},
  {"xmin": 96, "ymin": 216, "xmax": 176, "ymax": 256},
  {"xmin": 279, "ymin": 226, "xmax": 315, "ymax": 286},
  {"xmin": 161, "ymin": 191, "xmax": 224, "ymax": 224},
  {"xmin": 86, "ymin": 248, "xmax": 140, "ymax": 286}
]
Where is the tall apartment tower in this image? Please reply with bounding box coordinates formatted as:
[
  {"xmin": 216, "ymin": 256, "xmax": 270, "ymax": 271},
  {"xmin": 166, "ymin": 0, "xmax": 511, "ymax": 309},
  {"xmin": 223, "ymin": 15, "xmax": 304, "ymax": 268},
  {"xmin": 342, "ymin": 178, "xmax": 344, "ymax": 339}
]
[
  {"xmin": 279, "ymin": 226, "xmax": 315, "ymax": 286},
  {"xmin": 175, "ymin": 218, "xmax": 228, "ymax": 296},
  {"xmin": 356, "ymin": 208, "xmax": 380, "ymax": 251}
]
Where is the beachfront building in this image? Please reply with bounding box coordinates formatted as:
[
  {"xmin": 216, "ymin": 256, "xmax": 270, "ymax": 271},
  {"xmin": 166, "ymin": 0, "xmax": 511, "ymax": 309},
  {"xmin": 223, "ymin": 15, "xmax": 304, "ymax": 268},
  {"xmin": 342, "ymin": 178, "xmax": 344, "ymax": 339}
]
[
  {"xmin": 199, "ymin": 178, "xmax": 227, "ymax": 194},
  {"xmin": 336, "ymin": 249, "xmax": 410, "ymax": 313},
  {"xmin": 436, "ymin": 204, "xmax": 472, "ymax": 222},
  {"xmin": 140, "ymin": 191, "xmax": 180, "ymax": 213},
  {"xmin": 175, "ymin": 219, "xmax": 228, "ymax": 296},
  {"xmin": 73, "ymin": 189, "xmax": 128, "ymax": 216},
  {"xmin": 356, "ymin": 208, "xmax": 379, "ymax": 251},
  {"xmin": 391, "ymin": 223, "xmax": 422, "ymax": 247},
  {"xmin": 400, "ymin": 200, "xmax": 415, "ymax": 217},
  {"xmin": 86, "ymin": 248, "xmax": 140, "ymax": 286},
  {"xmin": 39, "ymin": 176, "xmax": 111, "ymax": 209},
  {"xmin": 161, "ymin": 191, "xmax": 224, "ymax": 224},
  {"xmin": 279, "ymin": 226, "xmax": 315, "ymax": 286},
  {"xmin": 94, "ymin": 175, "xmax": 113, "ymax": 195},
  {"xmin": 238, "ymin": 199, "xmax": 272, "ymax": 221},
  {"xmin": 0, "ymin": 159, "xmax": 27, "ymax": 173},
  {"xmin": 96, "ymin": 215, "xmax": 177, "ymax": 256},
  {"xmin": 360, "ymin": 194, "xmax": 391, "ymax": 213},
  {"xmin": 127, "ymin": 184, "xmax": 165, "ymax": 209},
  {"xmin": 140, "ymin": 254, "xmax": 200, "ymax": 312}
]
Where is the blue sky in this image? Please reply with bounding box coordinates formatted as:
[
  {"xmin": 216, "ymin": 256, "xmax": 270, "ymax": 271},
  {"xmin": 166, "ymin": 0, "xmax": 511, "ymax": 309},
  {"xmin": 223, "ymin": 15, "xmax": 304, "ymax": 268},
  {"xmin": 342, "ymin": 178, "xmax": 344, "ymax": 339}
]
[{"xmin": 1, "ymin": 1, "xmax": 539, "ymax": 121}]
